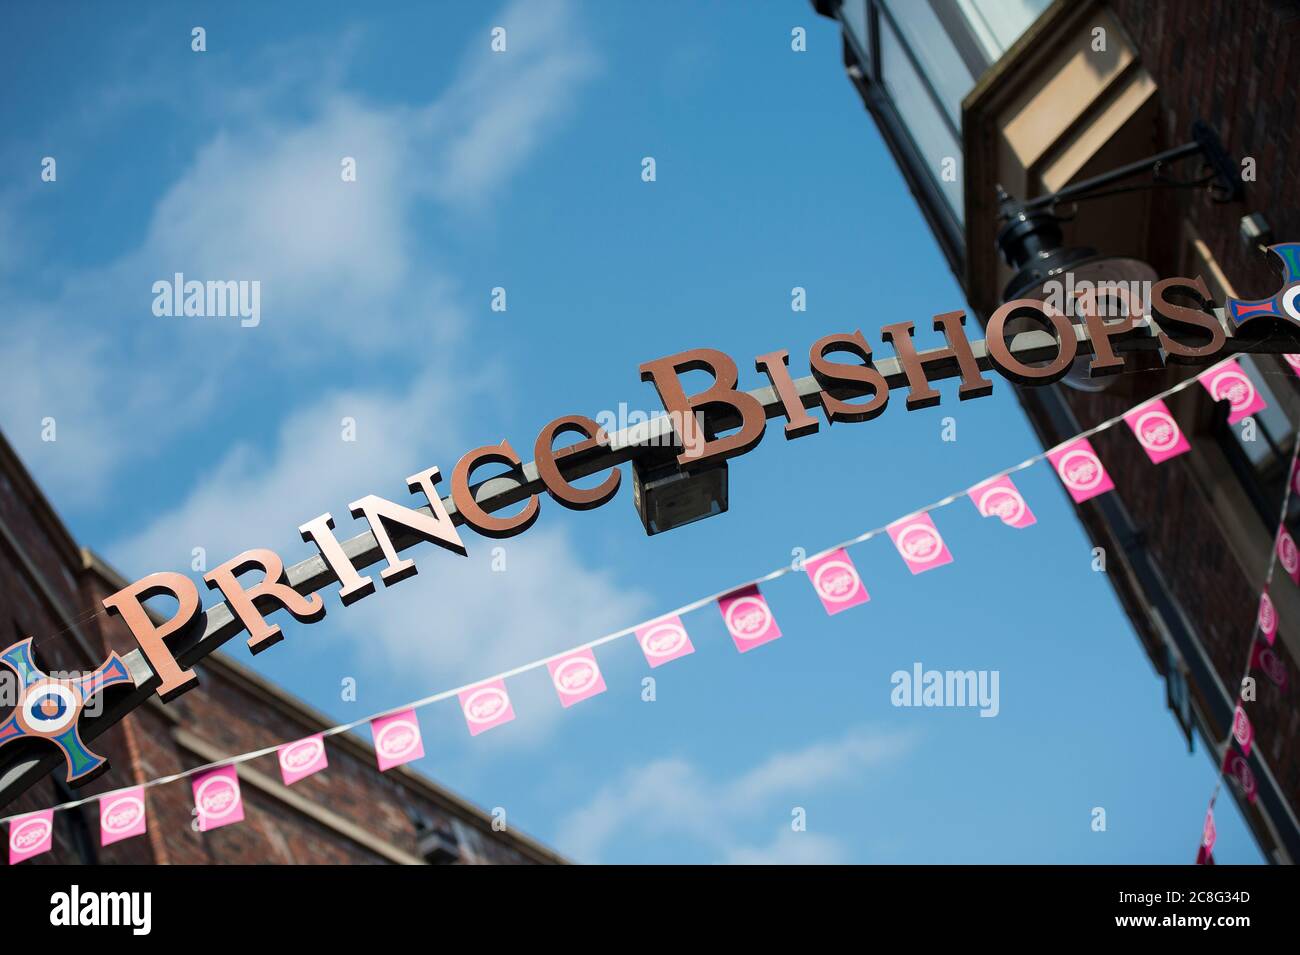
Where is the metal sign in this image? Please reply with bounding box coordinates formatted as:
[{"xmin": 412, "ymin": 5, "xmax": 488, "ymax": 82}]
[{"xmin": 3, "ymin": 246, "xmax": 1300, "ymax": 806}]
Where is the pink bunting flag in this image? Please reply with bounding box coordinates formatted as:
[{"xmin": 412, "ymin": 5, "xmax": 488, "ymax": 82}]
[
  {"xmin": 635, "ymin": 615, "xmax": 694, "ymax": 668},
  {"xmin": 278, "ymin": 734, "xmax": 329, "ymax": 786},
  {"xmin": 718, "ymin": 584, "xmax": 782, "ymax": 652},
  {"xmin": 968, "ymin": 475, "xmax": 1036, "ymax": 528},
  {"xmin": 370, "ymin": 709, "xmax": 425, "ymax": 770},
  {"xmin": 1277, "ymin": 526, "xmax": 1300, "ymax": 583},
  {"xmin": 8, "ymin": 809, "xmax": 53, "ymax": 864},
  {"xmin": 548, "ymin": 649, "xmax": 607, "ymax": 707},
  {"xmin": 887, "ymin": 512, "xmax": 953, "ymax": 574},
  {"xmin": 99, "ymin": 787, "xmax": 147, "ymax": 847},
  {"xmin": 1250, "ymin": 641, "xmax": 1290, "ymax": 692},
  {"xmin": 1199, "ymin": 360, "xmax": 1267, "ymax": 423},
  {"xmin": 1284, "ymin": 354, "xmax": 1300, "ymax": 378},
  {"xmin": 804, "ymin": 549, "xmax": 870, "ymax": 615},
  {"xmin": 192, "ymin": 766, "xmax": 244, "ymax": 832},
  {"xmin": 1232, "ymin": 705, "xmax": 1254, "ymax": 757},
  {"xmin": 1197, "ymin": 808, "xmax": 1216, "ymax": 865},
  {"xmin": 1124, "ymin": 399, "xmax": 1191, "ymax": 464},
  {"xmin": 1259, "ymin": 592, "xmax": 1278, "ymax": 645},
  {"xmin": 1222, "ymin": 746, "xmax": 1258, "ymax": 804},
  {"xmin": 458, "ymin": 679, "xmax": 516, "ymax": 736},
  {"xmin": 1048, "ymin": 437, "xmax": 1114, "ymax": 503}
]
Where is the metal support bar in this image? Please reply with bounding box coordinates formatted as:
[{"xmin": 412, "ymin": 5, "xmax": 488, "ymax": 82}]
[{"xmin": 3, "ymin": 308, "xmax": 1299, "ymax": 807}]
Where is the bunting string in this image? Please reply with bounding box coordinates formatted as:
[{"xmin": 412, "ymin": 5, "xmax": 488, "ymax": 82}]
[
  {"xmin": 5, "ymin": 352, "xmax": 1298, "ymax": 862},
  {"xmin": 1197, "ymin": 362, "xmax": 1300, "ymax": 864}
]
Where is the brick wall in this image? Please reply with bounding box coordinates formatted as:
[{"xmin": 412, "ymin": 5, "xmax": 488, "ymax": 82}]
[
  {"xmin": 0, "ymin": 437, "xmax": 559, "ymax": 866},
  {"xmin": 1021, "ymin": 0, "xmax": 1300, "ymax": 854}
]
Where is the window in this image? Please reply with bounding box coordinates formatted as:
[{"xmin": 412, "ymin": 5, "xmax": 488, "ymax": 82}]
[{"xmin": 878, "ymin": 14, "xmax": 964, "ymax": 221}]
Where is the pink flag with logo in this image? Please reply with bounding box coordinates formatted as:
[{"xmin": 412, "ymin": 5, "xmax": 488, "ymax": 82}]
[
  {"xmin": 1048, "ymin": 437, "xmax": 1114, "ymax": 503},
  {"xmin": 1259, "ymin": 592, "xmax": 1278, "ymax": 645},
  {"xmin": 887, "ymin": 512, "xmax": 953, "ymax": 574},
  {"xmin": 1285, "ymin": 354, "xmax": 1300, "ymax": 378},
  {"xmin": 192, "ymin": 766, "xmax": 244, "ymax": 832},
  {"xmin": 1124, "ymin": 399, "xmax": 1191, "ymax": 464},
  {"xmin": 99, "ymin": 786, "xmax": 147, "ymax": 847},
  {"xmin": 548, "ymin": 649, "xmax": 607, "ymax": 707},
  {"xmin": 1232, "ymin": 705, "xmax": 1254, "ymax": 757},
  {"xmin": 718, "ymin": 584, "xmax": 781, "ymax": 652},
  {"xmin": 1250, "ymin": 641, "xmax": 1290, "ymax": 692},
  {"xmin": 804, "ymin": 549, "xmax": 870, "ymax": 615},
  {"xmin": 1199, "ymin": 360, "xmax": 1267, "ymax": 423},
  {"xmin": 1197, "ymin": 807, "xmax": 1216, "ymax": 864},
  {"xmin": 8, "ymin": 809, "xmax": 53, "ymax": 864},
  {"xmin": 968, "ymin": 475, "xmax": 1036, "ymax": 528},
  {"xmin": 458, "ymin": 679, "xmax": 516, "ymax": 736},
  {"xmin": 370, "ymin": 710, "xmax": 424, "ymax": 770},
  {"xmin": 278, "ymin": 734, "xmax": 329, "ymax": 786},
  {"xmin": 635, "ymin": 615, "xmax": 695, "ymax": 668},
  {"xmin": 1278, "ymin": 526, "xmax": 1300, "ymax": 583},
  {"xmin": 1222, "ymin": 746, "xmax": 1258, "ymax": 804}
]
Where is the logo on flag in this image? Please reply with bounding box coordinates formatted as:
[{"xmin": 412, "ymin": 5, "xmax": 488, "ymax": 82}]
[
  {"xmin": 635, "ymin": 616, "xmax": 694, "ymax": 668},
  {"xmin": 548, "ymin": 650, "xmax": 607, "ymax": 707},
  {"xmin": 8, "ymin": 809, "xmax": 53, "ymax": 864},
  {"xmin": 1278, "ymin": 527, "xmax": 1300, "ymax": 583},
  {"xmin": 1223, "ymin": 747, "xmax": 1258, "ymax": 804},
  {"xmin": 1199, "ymin": 362, "xmax": 1267, "ymax": 424},
  {"xmin": 1259, "ymin": 592, "xmax": 1278, "ymax": 645},
  {"xmin": 192, "ymin": 766, "xmax": 244, "ymax": 832},
  {"xmin": 1048, "ymin": 438, "xmax": 1114, "ymax": 503},
  {"xmin": 718, "ymin": 585, "xmax": 782, "ymax": 652},
  {"xmin": 278, "ymin": 734, "xmax": 328, "ymax": 786},
  {"xmin": 1232, "ymin": 705, "xmax": 1254, "ymax": 757},
  {"xmin": 458, "ymin": 680, "xmax": 516, "ymax": 736},
  {"xmin": 371, "ymin": 710, "xmax": 424, "ymax": 770},
  {"xmin": 805, "ymin": 549, "xmax": 870, "ymax": 614},
  {"xmin": 1124, "ymin": 400, "xmax": 1191, "ymax": 464},
  {"xmin": 99, "ymin": 787, "xmax": 147, "ymax": 847},
  {"xmin": 968, "ymin": 475, "xmax": 1036, "ymax": 528},
  {"xmin": 887, "ymin": 513, "xmax": 953, "ymax": 574},
  {"xmin": 1251, "ymin": 642, "xmax": 1289, "ymax": 691}
]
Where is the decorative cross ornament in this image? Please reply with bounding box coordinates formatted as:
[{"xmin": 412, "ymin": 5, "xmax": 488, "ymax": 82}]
[
  {"xmin": 1227, "ymin": 242, "xmax": 1300, "ymax": 326},
  {"xmin": 0, "ymin": 638, "xmax": 134, "ymax": 785}
]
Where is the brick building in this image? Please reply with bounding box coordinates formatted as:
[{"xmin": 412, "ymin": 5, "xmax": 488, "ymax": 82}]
[
  {"xmin": 0, "ymin": 432, "xmax": 563, "ymax": 864},
  {"xmin": 814, "ymin": 0, "xmax": 1300, "ymax": 861}
]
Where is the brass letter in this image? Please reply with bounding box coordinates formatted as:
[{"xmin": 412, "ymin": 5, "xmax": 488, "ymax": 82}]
[
  {"xmin": 203, "ymin": 548, "xmax": 325, "ymax": 654},
  {"xmin": 101, "ymin": 572, "xmax": 203, "ymax": 702},
  {"xmin": 879, "ymin": 311, "xmax": 992, "ymax": 410},
  {"xmin": 808, "ymin": 331, "xmax": 890, "ymax": 423},
  {"xmin": 535, "ymin": 415, "xmax": 621, "ymax": 510},
  {"xmin": 451, "ymin": 441, "xmax": 541, "ymax": 539},
  {"xmin": 639, "ymin": 347, "xmax": 766, "ymax": 467}
]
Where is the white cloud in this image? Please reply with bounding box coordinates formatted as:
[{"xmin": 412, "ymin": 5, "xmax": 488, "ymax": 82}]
[
  {"xmin": 422, "ymin": 0, "xmax": 600, "ymax": 206},
  {"xmin": 0, "ymin": 0, "xmax": 600, "ymax": 506},
  {"xmin": 723, "ymin": 829, "xmax": 848, "ymax": 865},
  {"xmin": 555, "ymin": 726, "xmax": 916, "ymax": 863}
]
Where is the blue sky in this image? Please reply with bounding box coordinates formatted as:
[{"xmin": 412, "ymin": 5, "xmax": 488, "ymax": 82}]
[{"xmin": 0, "ymin": 0, "xmax": 1261, "ymax": 863}]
